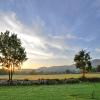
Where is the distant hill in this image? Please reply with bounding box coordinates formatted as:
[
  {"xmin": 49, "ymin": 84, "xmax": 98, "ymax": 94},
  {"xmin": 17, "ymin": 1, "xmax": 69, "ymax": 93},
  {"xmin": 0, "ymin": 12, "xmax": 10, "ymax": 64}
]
[
  {"xmin": 35, "ymin": 65, "xmax": 78, "ymax": 74},
  {"xmin": 35, "ymin": 59, "xmax": 100, "ymax": 74},
  {"xmin": 91, "ymin": 59, "xmax": 100, "ymax": 67},
  {"xmin": 0, "ymin": 59, "xmax": 100, "ymax": 75}
]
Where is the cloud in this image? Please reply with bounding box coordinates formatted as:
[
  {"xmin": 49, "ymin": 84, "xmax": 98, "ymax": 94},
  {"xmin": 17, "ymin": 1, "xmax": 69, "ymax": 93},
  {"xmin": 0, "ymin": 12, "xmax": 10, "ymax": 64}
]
[
  {"xmin": 0, "ymin": 11, "xmax": 93, "ymax": 68},
  {"xmin": 95, "ymin": 48, "xmax": 100, "ymax": 52},
  {"xmin": 50, "ymin": 34, "xmax": 77, "ymax": 40},
  {"xmin": 0, "ymin": 12, "xmax": 53, "ymax": 59},
  {"xmin": 49, "ymin": 33, "xmax": 95, "ymax": 42},
  {"xmin": 0, "ymin": 12, "xmax": 74, "ymax": 60},
  {"xmin": 0, "ymin": 12, "xmax": 91, "ymax": 56}
]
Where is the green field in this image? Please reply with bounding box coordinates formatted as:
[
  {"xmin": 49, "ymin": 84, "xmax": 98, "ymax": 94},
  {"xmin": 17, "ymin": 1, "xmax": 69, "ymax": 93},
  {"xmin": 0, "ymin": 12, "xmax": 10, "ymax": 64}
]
[
  {"xmin": 0, "ymin": 83, "xmax": 99, "ymax": 100},
  {"xmin": 0, "ymin": 73, "xmax": 100, "ymax": 80},
  {"xmin": 0, "ymin": 74, "xmax": 100, "ymax": 100}
]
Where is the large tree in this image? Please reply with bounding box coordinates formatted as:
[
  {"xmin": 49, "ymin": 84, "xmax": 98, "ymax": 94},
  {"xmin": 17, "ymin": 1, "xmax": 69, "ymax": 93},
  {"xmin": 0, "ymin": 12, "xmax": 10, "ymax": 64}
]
[
  {"xmin": 0, "ymin": 31, "xmax": 27, "ymax": 81},
  {"xmin": 74, "ymin": 50, "xmax": 92, "ymax": 78}
]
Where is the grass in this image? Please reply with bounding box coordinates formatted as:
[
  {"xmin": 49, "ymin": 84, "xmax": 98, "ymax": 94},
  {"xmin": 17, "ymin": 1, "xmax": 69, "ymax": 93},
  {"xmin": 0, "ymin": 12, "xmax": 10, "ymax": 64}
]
[
  {"xmin": 0, "ymin": 73, "xmax": 100, "ymax": 80},
  {"xmin": 0, "ymin": 74, "xmax": 100, "ymax": 100},
  {"xmin": 0, "ymin": 83, "xmax": 100, "ymax": 100}
]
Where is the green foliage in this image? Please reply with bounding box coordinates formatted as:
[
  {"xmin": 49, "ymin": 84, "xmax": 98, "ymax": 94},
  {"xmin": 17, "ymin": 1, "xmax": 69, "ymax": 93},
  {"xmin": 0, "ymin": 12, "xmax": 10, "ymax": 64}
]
[
  {"xmin": 74, "ymin": 50, "xmax": 92, "ymax": 78},
  {"xmin": 0, "ymin": 30, "xmax": 27, "ymax": 81},
  {"xmin": 0, "ymin": 83, "xmax": 100, "ymax": 100}
]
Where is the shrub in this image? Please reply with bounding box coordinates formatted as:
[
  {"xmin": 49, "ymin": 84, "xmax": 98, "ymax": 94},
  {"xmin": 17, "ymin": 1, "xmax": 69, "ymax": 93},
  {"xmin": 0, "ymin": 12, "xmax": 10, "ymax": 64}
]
[
  {"xmin": 0, "ymin": 78, "xmax": 100, "ymax": 86},
  {"xmin": 65, "ymin": 78, "xmax": 80, "ymax": 84}
]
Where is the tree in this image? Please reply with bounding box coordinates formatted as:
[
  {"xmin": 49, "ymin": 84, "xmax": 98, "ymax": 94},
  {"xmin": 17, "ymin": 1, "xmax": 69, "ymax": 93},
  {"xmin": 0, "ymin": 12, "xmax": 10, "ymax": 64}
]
[
  {"xmin": 65, "ymin": 69, "xmax": 71, "ymax": 74},
  {"xmin": 74, "ymin": 50, "xmax": 92, "ymax": 78},
  {"xmin": 0, "ymin": 30, "xmax": 27, "ymax": 81}
]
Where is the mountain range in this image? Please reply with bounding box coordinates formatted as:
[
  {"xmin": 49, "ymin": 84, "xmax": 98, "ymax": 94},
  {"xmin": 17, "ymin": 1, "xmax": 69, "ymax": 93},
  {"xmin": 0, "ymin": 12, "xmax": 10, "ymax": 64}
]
[{"xmin": 19, "ymin": 59, "xmax": 100, "ymax": 74}]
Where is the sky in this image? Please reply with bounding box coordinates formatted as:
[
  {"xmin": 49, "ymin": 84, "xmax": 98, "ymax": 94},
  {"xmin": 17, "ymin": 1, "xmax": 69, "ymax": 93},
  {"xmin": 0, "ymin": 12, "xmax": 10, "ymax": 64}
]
[{"xmin": 0, "ymin": 0, "xmax": 100, "ymax": 69}]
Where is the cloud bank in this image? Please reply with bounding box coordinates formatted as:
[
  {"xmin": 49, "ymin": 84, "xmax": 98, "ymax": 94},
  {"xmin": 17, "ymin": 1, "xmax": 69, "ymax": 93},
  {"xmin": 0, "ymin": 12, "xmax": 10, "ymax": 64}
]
[{"xmin": 0, "ymin": 11, "xmax": 97, "ymax": 68}]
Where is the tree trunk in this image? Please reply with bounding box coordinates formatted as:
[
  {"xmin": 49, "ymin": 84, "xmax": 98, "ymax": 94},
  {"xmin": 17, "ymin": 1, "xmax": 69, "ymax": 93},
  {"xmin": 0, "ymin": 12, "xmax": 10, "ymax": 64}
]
[
  {"xmin": 82, "ymin": 68, "xmax": 85, "ymax": 78},
  {"xmin": 8, "ymin": 70, "xmax": 10, "ymax": 81},
  {"xmin": 8, "ymin": 65, "xmax": 11, "ymax": 81},
  {"xmin": 11, "ymin": 64, "xmax": 13, "ymax": 81},
  {"xmin": 10, "ymin": 64, "xmax": 14, "ymax": 82}
]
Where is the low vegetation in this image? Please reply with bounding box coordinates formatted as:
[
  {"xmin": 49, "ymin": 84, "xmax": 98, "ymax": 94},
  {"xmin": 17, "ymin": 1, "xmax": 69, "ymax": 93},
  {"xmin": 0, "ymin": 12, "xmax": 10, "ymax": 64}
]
[{"xmin": 0, "ymin": 75, "xmax": 100, "ymax": 86}]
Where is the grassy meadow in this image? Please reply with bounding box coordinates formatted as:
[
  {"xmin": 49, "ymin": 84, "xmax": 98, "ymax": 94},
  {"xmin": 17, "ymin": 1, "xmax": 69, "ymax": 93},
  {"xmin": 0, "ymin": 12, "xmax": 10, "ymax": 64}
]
[
  {"xmin": 0, "ymin": 74, "xmax": 100, "ymax": 100},
  {"xmin": 0, "ymin": 83, "xmax": 99, "ymax": 100},
  {"xmin": 0, "ymin": 73, "xmax": 100, "ymax": 80}
]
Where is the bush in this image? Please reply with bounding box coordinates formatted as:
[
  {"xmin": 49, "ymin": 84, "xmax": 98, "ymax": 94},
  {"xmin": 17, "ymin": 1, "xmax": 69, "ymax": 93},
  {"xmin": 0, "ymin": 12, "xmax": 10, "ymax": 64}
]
[
  {"xmin": 65, "ymin": 78, "xmax": 80, "ymax": 84},
  {"xmin": 79, "ymin": 77, "xmax": 100, "ymax": 82},
  {"xmin": 0, "ymin": 78, "xmax": 100, "ymax": 86}
]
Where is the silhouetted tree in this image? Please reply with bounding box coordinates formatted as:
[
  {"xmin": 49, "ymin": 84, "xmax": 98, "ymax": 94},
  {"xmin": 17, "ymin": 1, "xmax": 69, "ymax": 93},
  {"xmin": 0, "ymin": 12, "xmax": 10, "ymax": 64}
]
[
  {"xmin": 66, "ymin": 69, "xmax": 71, "ymax": 74},
  {"xmin": 74, "ymin": 50, "xmax": 92, "ymax": 78},
  {"xmin": 0, "ymin": 31, "xmax": 27, "ymax": 81}
]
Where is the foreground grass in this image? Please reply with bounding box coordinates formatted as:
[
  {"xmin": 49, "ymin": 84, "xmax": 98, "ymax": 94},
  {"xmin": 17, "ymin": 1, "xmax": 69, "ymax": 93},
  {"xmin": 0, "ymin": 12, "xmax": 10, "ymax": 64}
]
[
  {"xmin": 0, "ymin": 73, "xmax": 100, "ymax": 80},
  {"xmin": 0, "ymin": 83, "xmax": 100, "ymax": 100}
]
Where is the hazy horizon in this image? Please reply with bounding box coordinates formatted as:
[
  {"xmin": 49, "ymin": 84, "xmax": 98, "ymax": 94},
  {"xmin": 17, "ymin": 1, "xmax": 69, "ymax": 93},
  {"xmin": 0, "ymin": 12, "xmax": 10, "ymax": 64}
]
[{"xmin": 0, "ymin": 0, "xmax": 100, "ymax": 69}]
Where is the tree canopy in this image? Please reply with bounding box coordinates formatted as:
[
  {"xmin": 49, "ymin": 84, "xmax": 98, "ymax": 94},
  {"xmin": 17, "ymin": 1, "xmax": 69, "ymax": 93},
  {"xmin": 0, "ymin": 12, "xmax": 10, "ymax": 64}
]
[
  {"xmin": 0, "ymin": 30, "xmax": 27, "ymax": 81},
  {"xmin": 74, "ymin": 50, "xmax": 92, "ymax": 78}
]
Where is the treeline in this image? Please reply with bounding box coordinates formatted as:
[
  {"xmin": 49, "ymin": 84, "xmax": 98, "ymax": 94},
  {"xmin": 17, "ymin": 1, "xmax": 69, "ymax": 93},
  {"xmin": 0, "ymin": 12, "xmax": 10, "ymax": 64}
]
[
  {"xmin": 0, "ymin": 69, "xmax": 8, "ymax": 75},
  {"xmin": 0, "ymin": 65, "xmax": 100, "ymax": 75},
  {"xmin": 0, "ymin": 66, "xmax": 100, "ymax": 75},
  {"xmin": 0, "ymin": 69, "xmax": 77, "ymax": 75}
]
